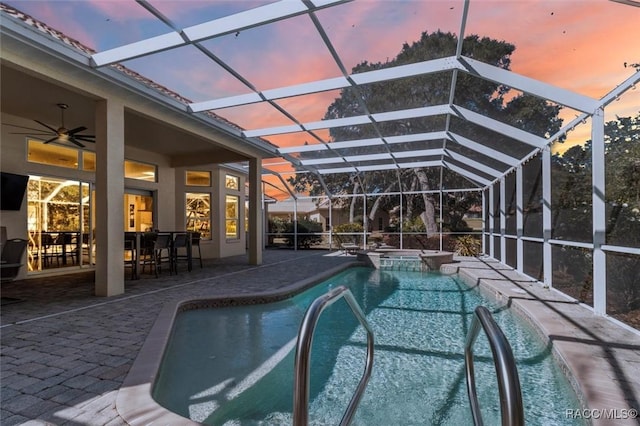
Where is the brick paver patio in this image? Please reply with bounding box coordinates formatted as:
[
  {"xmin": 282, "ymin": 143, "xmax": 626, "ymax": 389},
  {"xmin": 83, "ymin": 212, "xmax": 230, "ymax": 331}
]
[{"xmin": 1, "ymin": 250, "xmax": 639, "ymax": 425}]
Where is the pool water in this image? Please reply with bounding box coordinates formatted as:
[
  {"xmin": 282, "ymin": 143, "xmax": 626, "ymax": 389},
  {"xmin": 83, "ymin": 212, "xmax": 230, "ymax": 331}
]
[{"xmin": 153, "ymin": 267, "xmax": 585, "ymax": 425}]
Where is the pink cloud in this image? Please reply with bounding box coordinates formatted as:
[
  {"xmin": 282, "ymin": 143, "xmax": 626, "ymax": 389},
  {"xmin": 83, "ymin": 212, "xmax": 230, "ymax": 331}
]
[{"xmin": 87, "ymin": 0, "xmax": 154, "ymax": 21}]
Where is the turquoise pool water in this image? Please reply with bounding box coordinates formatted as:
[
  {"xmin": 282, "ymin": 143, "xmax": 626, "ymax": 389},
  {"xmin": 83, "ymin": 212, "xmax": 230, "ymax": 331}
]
[{"xmin": 153, "ymin": 267, "xmax": 585, "ymax": 425}]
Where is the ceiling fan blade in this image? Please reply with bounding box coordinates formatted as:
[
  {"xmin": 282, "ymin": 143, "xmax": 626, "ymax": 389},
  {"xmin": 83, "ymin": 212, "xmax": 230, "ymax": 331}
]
[
  {"xmin": 74, "ymin": 134, "xmax": 95, "ymax": 139},
  {"xmin": 43, "ymin": 136, "xmax": 59, "ymax": 144},
  {"xmin": 3, "ymin": 123, "xmax": 53, "ymax": 132},
  {"xmin": 35, "ymin": 120, "xmax": 59, "ymax": 134},
  {"xmin": 73, "ymin": 135, "xmax": 95, "ymax": 142},
  {"xmin": 68, "ymin": 137, "xmax": 86, "ymax": 148},
  {"xmin": 67, "ymin": 126, "xmax": 87, "ymax": 135},
  {"xmin": 10, "ymin": 132, "xmax": 53, "ymax": 135}
]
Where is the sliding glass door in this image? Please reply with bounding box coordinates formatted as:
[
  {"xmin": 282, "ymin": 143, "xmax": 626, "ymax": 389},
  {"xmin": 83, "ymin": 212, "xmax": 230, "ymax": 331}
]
[{"xmin": 27, "ymin": 176, "xmax": 93, "ymax": 272}]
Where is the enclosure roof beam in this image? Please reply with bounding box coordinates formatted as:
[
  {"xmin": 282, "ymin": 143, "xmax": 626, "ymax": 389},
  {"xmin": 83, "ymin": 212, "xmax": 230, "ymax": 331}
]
[
  {"xmin": 243, "ymin": 105, "xmax": 451, "ymax": 137},
  {"xmin": 190, "ymin": 57, "xmax": 458, "ymax": 112},
  {"xmin": 442, "ymin": 161, "xmax": 490, "ymax": 187},
  {"xmin": 447, "ymin": 132, "xmax": 520, "ymax": 167},
  {"xmin": 443, "ymin": 149, "xmax": 503, "ymax": 178},
  {"xmin": 451, "ymin": 106, "xmax": 548, "ymax": 149},
  {"xmin": 91, "ymin": 0, "xmax": 349, "ymax": 67},
  {"xmin": 456, "ymin": 56, "xmax": 599, "ymax": 113},
  {"xmin": 278, "ymin": 132, "xmax": 448, "ymax": 154}
]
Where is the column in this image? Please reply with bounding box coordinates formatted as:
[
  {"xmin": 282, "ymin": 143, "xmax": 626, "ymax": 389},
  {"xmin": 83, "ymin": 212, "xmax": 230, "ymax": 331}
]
[
  {"xmin": 500, "ymin": 177, "xmax": 506, "ymax": 264},
  {"xmin": 248, "ymin": 157, "xmax": 263, "ymax": 265},
  {"xmin": 542, "ymin": 147, "xmax": 553, "ymax": 288},
  {"xmin": 516, "ymin": 165, "xmax": 524, "ymax": 274},
  {"xmin": 592, "ymin": 107, "xmax": 606, "ymax": 315},
  {"xmin": 95, "ymin": 99, "xmax": 125, "ymax": 296}
]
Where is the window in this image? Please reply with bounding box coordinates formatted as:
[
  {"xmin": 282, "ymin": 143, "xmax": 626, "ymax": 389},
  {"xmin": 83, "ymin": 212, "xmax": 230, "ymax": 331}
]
[
  {"xmin": 225, "ymin": 174, "xmax": 239, "ymax": 190},
  {"xmin": 186, "ymin": 193, "xmax": 211, "ymax": 239},
  {"xmin": 27, "ymin": 139, "xmax": 78, "ymax": 169},
  {"xmin": 186, "ymin": 170, "xmax": 211, "ymax": 186},
  {"xmin": 225, "ymin": 195, "xmax": 239, "ymax": 239},
  {"xmin": 124, "ymin": 160, "xmax": 156, "ymax": 182},
  {"xmin": 82, "ymin": 151, "xmax": 96, "ymax": 171}
]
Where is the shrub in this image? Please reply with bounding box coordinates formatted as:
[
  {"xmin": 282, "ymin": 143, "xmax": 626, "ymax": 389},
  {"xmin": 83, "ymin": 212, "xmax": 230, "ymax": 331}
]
[
  {"xmin": 283, "ymin": 218, "xmax": 323, "ymax": 248},
  {"xmin": 332, "ymin": 223, "xmax": 364, "ymax": 246},
  {"xmin": 455, "ymin": 235, "xmax": 481, "ymax": 256}
]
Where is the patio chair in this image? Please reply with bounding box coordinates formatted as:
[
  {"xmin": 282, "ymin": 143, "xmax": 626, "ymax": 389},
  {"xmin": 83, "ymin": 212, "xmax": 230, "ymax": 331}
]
[
  {"xmin": 1, "ymin": 238, "xmax": 27, "ymax": 282},
  {"xmin": 41, "ymin": 233, "xmax": 61, "ymax": 267}
]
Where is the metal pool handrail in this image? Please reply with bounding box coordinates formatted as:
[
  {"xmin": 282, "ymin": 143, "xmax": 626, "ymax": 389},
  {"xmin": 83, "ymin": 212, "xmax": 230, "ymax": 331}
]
[
  {"xmin": 293, "ymin": 285, "xmax": 375, "ymax": 426},
  {"xmin": 465, "ymin": 306, "xmax": 524, "ymax": 426}
]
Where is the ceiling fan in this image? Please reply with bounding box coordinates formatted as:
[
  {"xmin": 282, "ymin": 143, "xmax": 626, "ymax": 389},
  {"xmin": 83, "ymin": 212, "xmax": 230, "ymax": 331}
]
[{"xmin": 8, "ymin": 103, "xmax": 95, "ymax": 148}]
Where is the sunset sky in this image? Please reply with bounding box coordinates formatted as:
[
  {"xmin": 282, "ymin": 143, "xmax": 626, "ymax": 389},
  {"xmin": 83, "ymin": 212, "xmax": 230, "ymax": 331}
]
[{"xmin": 4, "ymin": 0, "xmax": 639, "ymax": 195}]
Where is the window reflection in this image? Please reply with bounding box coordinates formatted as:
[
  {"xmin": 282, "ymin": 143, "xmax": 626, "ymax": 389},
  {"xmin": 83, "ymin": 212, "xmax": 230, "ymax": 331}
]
[
  {"xmin": 83, "ymin": 151, "xmax": 96, "ymax": 171},
  {"xmin": 186, "ymin": 170, "xmax": 211, "ymax": 186},
  {"xmin": 225, "ymin": 174, "xmax": 239, "ymax": 190},
  {"xmin": 27, "ymin": 139, "xmax": 78, "ymax": 169},
  {"xmin": 124, "ymin": 160, "xmax": 156, "ymax": 182},
  {"xmin": 226, "ymin": 195, "xmax": 239, "ymax": 239},
  {"xmin": 186, "ymin": 193, "xmax": 211, "ymax": 239},
  {"xmin": 27, "ymin": 176, "xmax": 90, "ymax": 271}
]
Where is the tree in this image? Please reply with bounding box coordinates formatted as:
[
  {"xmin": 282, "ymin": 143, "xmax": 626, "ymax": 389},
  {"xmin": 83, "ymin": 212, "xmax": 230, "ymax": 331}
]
[
  {"xmin": 288, "ymin": 31, "xmax": 562, "ymax": 236},
  {"xmin": 552, "ymin": 112, "xmax": 640, "ymax": 319}
]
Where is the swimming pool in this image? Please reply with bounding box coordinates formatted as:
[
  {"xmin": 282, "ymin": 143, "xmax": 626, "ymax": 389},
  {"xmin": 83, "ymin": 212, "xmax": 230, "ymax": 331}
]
[{"xmin": 152, "ymin": 267, "xmax": 585, "ymax": 425}]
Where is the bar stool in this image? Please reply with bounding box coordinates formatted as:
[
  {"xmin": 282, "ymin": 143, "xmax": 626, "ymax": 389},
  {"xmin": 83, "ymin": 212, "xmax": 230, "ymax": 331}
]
[
  {"xmin": 172, "ymin": 233, "xmax": 191, "ymax": 273},
  {"xmin": 191, "ymin": 232, "xmax": 202, "ymax": 268},
  {"xmin": 141, "ymin": 233, "xmax": 172, "ymax": 277},
  {"xmin": 124, "ymin": 236, "xmax": 137, "ymax": 280}
]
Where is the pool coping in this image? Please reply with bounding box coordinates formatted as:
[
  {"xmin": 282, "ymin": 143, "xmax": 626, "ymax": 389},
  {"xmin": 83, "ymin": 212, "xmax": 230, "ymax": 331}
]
[
  {"xmin": 447, "ymin": 257, "xmax": 640, "ymax": 426},
  {"xmin": 116, "ymin": 257, "xmax": 640, "ymax": 425},
  {"xmin": 115, "ymin": 260, "xmax": 361, "ymax": 425}
]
